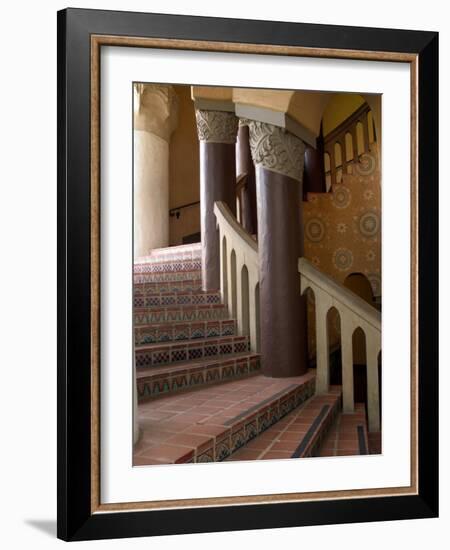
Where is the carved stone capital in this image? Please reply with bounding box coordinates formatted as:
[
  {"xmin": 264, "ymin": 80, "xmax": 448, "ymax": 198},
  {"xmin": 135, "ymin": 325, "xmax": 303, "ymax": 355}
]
[
  {"xmin": 195, "ymin": 110, "xmax": 238, "ymax": 144},
  {"xmin": 248, "ymin": 121, "xmax": 305, "ymax": 182},
  {"xmin": 134, "ymin": 83, "xmax": 179, "ymax": 142}
]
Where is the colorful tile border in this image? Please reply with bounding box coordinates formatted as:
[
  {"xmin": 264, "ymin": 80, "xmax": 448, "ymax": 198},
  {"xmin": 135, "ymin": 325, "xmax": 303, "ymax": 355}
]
[
  {"xmin": 135, "ymin": 319, "xmax": 236, "ymax": 345},
  {"xmin": 134, "ymin": 304, "xmax": 228, "ymax": 325},
  {"xmin": 135, "ymin": 335, "xmax": 249, "ymax": 368},
  {"xmin": 137, "ymin": 354, "xmax": 261, "ymax": 400}
]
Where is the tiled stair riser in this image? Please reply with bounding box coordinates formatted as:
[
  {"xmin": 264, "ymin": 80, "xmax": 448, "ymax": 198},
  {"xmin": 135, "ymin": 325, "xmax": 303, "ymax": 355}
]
[
  {"xmin": 135, "ymin": 244, "xmax": 201, "ymax": 264},
  {"xmin": 194, "ymin": 378, "xmax": 316, "ymax": 463},
  {"xmin": 134, "ymin": 304, "xmax": 228, "ymax": 325},
  {"xmin": 138, "ymin": 355, "xmax": 261, "ymax": 401},
  {"xmin": 135, "ymin": 319, "xmax": 236, "ymax": 345},
  {"xmin": 135, "ymin": 336, "xmax": 249, "ymax": 368},
  {"xmin": 134, "ymin": 291, "xmax": 220, "ymax": 308},
  {"xmin": 134, "ymin": 270, "xmax": 201, "ymax": 284},
  {"xmin": 133, "ymin": 259, "xmax": 201, "ymax": 274},
  {"xmin": 134, "ymin": 280, "xmax": 202, "ymax": 295}
]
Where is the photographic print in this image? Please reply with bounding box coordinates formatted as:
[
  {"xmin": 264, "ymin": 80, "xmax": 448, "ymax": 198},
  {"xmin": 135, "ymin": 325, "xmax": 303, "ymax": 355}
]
[
  {"xmin": 132, "ymin": 84, "xmax": 382, "ymax": 466},
  {"xmin": 57, "ymin": 8, "xmax": 438, "ymax": 539}
]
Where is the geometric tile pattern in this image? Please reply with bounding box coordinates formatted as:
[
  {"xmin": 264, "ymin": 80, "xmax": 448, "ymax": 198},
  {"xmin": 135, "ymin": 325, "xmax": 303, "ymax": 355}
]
[
  {"xmin": 133, "ymin": 372, "xmax": 316, "ymax": 465},
  {"xmin": 135, "ymin": 335, "xmax": 249, "ymax": 368},
  {"xmin": 134, "ymin": 304, "xmax": 228, "ymax": 325},
  {"xmin": 135, "ymin": 319, "xmax": 236, "ymax": 345},
  {"xmin": 227, "ymin": 387, "xmax": 344, "ymax": 461},
  {"xmin": 133, "ymin": 291, "xmax": 221, "ymax": 308},
  {"xmin": 137, "ymin": 353, "xmax": 261, "ymax": 401}
]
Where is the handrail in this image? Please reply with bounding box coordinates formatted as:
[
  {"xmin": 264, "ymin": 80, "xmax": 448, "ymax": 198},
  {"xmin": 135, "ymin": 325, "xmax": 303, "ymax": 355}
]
[
  {"xmin": 214, "ymin": 200, "xmax": 259, "ymax": 352},
  {"xmin": 298, "ymin": 256, "xmax": 381, "ymax": 432},
  {"xmin": 298, "ymin": 257, "xmax": 380, "ymax": 331}
]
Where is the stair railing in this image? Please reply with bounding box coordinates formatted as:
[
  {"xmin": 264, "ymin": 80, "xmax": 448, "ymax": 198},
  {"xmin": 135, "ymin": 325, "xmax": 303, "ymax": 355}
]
[
  {"xmin": 298, "ymin": 257, "xmax": 381, "ymax": 432},
  {"xmin": 214, "ymin": 201, "xmax": 260, "ymax": 353}
]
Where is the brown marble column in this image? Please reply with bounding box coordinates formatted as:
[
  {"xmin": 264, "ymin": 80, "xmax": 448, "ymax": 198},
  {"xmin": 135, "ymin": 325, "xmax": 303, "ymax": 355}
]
[
  {"xmin": 196, "ymin": 110, "xmax": 238, "ymax": 291},
  {"xmin": 236, "ymin": 122, "xmax": 258, "ymax": 235},
  {"xmin": 249, "ymin": 121, "xmax": 308, "ymax": 377}
]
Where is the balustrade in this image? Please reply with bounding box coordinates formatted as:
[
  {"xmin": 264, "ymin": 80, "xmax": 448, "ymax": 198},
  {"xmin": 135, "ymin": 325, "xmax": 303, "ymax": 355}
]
[{"xmin": 299, "ymin": 257, "xmax": 381, "ymax": 432}]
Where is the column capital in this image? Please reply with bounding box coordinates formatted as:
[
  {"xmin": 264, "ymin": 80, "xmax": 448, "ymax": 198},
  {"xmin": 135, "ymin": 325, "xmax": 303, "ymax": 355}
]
[
  {"xmin": 195, "ymin": 109, "xmax": 238, "ymax": 144},
  {"xmin": 248, "ymin": 120, "xmax": 305, "ymax": 182},
  {"xmin": 134, "ymin": 83, "xmax": 179, "ymax": 141}
]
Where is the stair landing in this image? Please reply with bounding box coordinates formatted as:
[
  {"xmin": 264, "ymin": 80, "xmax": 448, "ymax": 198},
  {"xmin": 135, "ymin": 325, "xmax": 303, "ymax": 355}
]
[
  {"xmin": 133, "ymin": 371, "xmax": 315, "ymax": 465},
  {"xmin": 226, "ymin": 387, "xmax": 341, "ymax": 462}
]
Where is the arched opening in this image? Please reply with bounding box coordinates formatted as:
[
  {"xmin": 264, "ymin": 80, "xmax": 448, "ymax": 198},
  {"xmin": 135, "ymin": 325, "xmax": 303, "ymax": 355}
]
[
  {"xmin": 241, "ymin": 265, "xmax": 250, "ymax": 337},
  {"xmin": 345, "ymin": 132, "xmax": 353, "ymax": 169},
  {"xmin": 367, "ymin": 110, "xmax": 375, "ymax": 145},
  {"xmin": 344, "ymin": 272, "xmax": 374, "ymax": 306},
  {"xmin": 324, "ymin": 152, "xmax": 331, "ymax": 191},
  {"xmin": 304, "ymin": 287, "xmax": 317, "ymax": 365},
  {"xmin": 221, "ymin": 236, "xmax": 228, "ymax": 306},
  {"xmin": 327, "ymin": 306, "xmax": 342, "ymax": 386},
  {"xmin": 356, "ymin": 121, "xmax": 364, "ymax": 157},
  {"xmin": 230, "ymin": 249, "xmax": 237, "ymax": 318},
  {"xmin": 352, "ymin": 327, "xmax": 367, "ymax": 407},
  {"xmin": 334, "ymin": 141, "xmax": 343, "ymax": 183},
  {"xmin": 255, "ymin": 282, "xmax": 260, "ymax": 352}
]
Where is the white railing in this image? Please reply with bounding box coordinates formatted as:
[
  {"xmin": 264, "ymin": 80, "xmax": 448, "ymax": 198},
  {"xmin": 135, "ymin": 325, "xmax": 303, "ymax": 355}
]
[
  {"xmin": 214, "ymin": 201, "xmax": 260, "ymax": 352},
  {"xmin": 299, "ymin": 257, "xmax": 381, "ymax": 432}
]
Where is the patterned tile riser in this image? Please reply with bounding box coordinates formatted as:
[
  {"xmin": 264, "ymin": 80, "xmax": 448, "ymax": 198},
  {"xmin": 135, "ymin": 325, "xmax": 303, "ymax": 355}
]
[
  {"xmin": 137, "ymin": 356, "xmax": 261, "ymax": 401},
  {"xmin": 134, "ymin": 281, "xmax": 202, "ymax": 295},
  {"xmin": 135, "ymin": 320, "xmax": 236, "ymax": 345},
  {"xmin": 135, "ymin": 337, "xmax": 250, "ymax": 368},
  {"xmin": 195, "ymin": 378, "xmax": 316, "ymax": 463},
  {"xmin": 135, "ymin": 245, "xmax": 201, "ymax": 265},
  {"xmin": 134, "ymin": 270, "xmax": 201, "ymax": 284},
  {"xmin": 133, "ymin": 259, "xmax": 202, "ymax": 274},
  {"xmin": 134, "ymin": 292, "xmax": 221, "ymax": 308},
  {"xmin": 134, "ymin": 306, "xmax": 228, "ymax": 325}
]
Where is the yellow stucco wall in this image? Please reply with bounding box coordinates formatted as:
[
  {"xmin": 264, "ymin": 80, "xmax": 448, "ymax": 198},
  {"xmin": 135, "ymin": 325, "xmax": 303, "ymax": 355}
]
[{"xmin": 322, "ymin": 94, "xmax": 365, "ymax": 135}]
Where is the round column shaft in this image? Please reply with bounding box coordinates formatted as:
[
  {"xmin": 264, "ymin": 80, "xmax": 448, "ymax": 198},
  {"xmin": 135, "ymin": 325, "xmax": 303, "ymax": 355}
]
[
  {"xmin": 133, "ymin": 84, "xmax": 178, "ymax": 257},
  {"xmin": 236, "ymin": 123, "xmax": 258, "ymax": 235},
  {"xmin": 249, "ymin": 121, "xmax": 308, "ymax": 377},
  {"xmin": 196, "ymin": 110, "xmax": 238, "ymax": 291}
]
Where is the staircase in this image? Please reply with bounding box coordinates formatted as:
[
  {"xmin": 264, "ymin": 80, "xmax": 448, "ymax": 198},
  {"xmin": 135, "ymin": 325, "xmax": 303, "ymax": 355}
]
[{"xmin": 133, "ymin": 243, "xmax": 374, "ymax": 465}]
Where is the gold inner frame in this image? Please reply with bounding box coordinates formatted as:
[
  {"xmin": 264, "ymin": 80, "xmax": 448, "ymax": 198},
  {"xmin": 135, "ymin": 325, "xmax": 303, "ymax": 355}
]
[{"xmin": 90, "ymin": 35, "xmax": 419, "ymax": 514}]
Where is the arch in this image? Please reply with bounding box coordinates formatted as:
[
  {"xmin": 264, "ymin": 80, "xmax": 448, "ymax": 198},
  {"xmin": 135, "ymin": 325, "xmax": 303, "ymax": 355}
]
[
  {"xmin": 352, "ymin": 326, "xmax": 367, "ymax": 405},
  {"xmin": 334, "ymin": 141, "xmax": 343, "ymax": 183},
  {"xmin": 230, "ymin": 249, "xmax": 237, "ymax": 318},
  {"xmin": 304, "ymin": 287, "xmax": 317, "ymax": 363},
  {"xmin": 324, "ymin": 152, "xmax": 332, "ymax": 191},
  {"xmin": 345, "ymin": 132, "xmax": 354, "ymax": 166},
  {"xmin": 344, "ymin": 272, "xmax": 374, "ymax": 306},
  {"xmin": 356, "ymin": 121, "xmax": 364, "ymax": 157},
  {"xmin": 367, "ymin": 110, "xmax": 375, "ymax": 144},
  {"xmin": 326, "ymin": 306, "xmax": 342, "ymax": 385},
  {"xmin": 255, "ymin": 282, "xmax": 260, "ymax": 352},
  {"xmin": 241, "ymin": 265, "xmax": 250, "ymax": 337},
  {"xmin": 221, "ymin": 236, "xmax": 228, "ymax": 306}
]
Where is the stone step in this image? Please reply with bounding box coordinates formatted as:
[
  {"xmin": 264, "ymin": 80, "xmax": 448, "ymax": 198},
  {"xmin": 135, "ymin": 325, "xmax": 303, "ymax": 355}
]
[
  {"xmin": 135, "ymin": 243, "xmax": 201, "ymax": 265},
  {"xmin": 135, "ymin": 335, "xmax": 249, "ymax": 368},
  {"xmin": 134, "ymin": 290, "xmax": 221, "ymax": 308},
  {"xmin": 134, "ymin": 303, "xmax": 228, "ymax": 325},
  {"xmin": 316, "ymin": 403, "xmax": 370, "ymax": 457},
  {"xmin": 133, "ymin": 258, "xmax": 201, "ymax": 275},
  {"xmin": 133, "ymin": 371, "xmax": 316, "ymax": 465},
  {"xmin": 135, "ymin": 318, "xmax": 236, "ymax": 345},
  {"xmin": 134, "ymin": 269, "xmax": 201, "ymax": 284},
  {"xmin": 134, "ymin": 279, "xmax": 203, "ymax": 295},
  {"xmin": 137, "ymin": 352, "xmax": 261, "ymax": 401},
  {"xmin": 226, "ymin": 387, "xmax": 342, "ymax": 461}
]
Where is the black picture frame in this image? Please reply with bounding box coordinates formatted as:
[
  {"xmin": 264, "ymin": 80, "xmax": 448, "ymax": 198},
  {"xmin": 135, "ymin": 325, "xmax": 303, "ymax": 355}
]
[{"xmin": 57, "ymin": 7, "xmax": 438, "ymax": 541}]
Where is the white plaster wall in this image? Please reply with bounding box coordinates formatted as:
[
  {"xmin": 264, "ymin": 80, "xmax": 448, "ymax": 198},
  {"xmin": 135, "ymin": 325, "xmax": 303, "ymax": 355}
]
[{"xmin": 133, "ymin": 130, "xmax": 169, "ymax": 256}]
